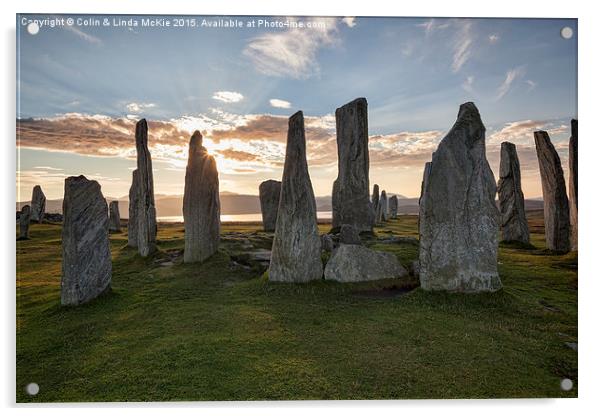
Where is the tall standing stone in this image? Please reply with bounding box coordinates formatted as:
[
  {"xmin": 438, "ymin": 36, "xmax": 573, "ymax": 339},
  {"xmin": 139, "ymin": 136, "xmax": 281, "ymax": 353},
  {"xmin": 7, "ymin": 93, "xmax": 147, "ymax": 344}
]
[
  {"xmin": 259, "ymin": 180, "xmax": 281, "ymax": 232},
  {"xmin": 30, "ymin": 185, "xmax": 46, "ymax": 223},
  {"xmin": 534, "ymin": 130, "xmax": 571, "ymax": 252},
  {"xmin": 371, "ymin": 184, "xmax": 380, "ymax": 224},
  {"xmin": 268, "ymin": 111, "xmax": 323, "ymax": 282},
  {"xmin": 497, "ymin": 142, "xmax": 530, "ymax": 244},
  {"xmin": 183, "ymin": 131, "xmax": 220, "ymax": 263},
  {"xmin": 109, "ymin": 201, "xmax": 121, "ymax": 232},
  {"xmin": 61, "ymin": 175, "xmax": 112, "ymax": 306},
  {"xmin": 389, "ymin": 195, "xmax": 398, "ymax": 219},
  {"xmin": 135, "ymin": 119, "xmax": 157, "ymax": 257},
  {"xmin": 19, "ymin": 205, "xmax": 31, "ymax": 239},
  {"xmin": 418, "ymin": 162, "xmax": 432, "ymax": 231},
  {"xmin": 419, "ymin": 102, "xmax": 501, "ymax": 292},
  {"xmin": 379, "ymin": 190, "xmax": 389, "ymax": 222},
  {"xmin": 331, "ymin": 98, "xmax": 374, "ymax": 232},
  {"xmin": 569, "ymin": 119, "xmax": 578, "ymax": 251},
  {"xmin": 127, "ymin": 169, "xmax": 139, "ymax": 247}
]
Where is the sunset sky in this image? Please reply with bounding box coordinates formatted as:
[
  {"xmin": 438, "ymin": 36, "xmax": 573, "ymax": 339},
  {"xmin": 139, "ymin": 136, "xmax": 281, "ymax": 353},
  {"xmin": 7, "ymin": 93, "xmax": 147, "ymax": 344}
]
[{"xmin": 16, "ymin": 15, "xmax": 577, "ymax": 201}]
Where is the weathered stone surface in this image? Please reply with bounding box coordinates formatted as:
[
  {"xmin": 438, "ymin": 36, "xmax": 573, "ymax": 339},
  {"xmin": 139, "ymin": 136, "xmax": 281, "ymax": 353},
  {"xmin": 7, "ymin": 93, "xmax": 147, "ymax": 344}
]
[
  {"xmin": 339, "ymin": 224, "xmax": 361, "ymax": 245},
  {"xmin": 389, "ymin": 195, "xmax": 398, "ymax": 219},
  {"xmin": 259, "ymin": 179, "xmax": 281, "ymax": 232},
  {"xmin": 61, "ymin": 175, "xmax": 112, "ymax": 306},
  {"xmin": 418, "ymin": 162, "xmax": 432, "ymax": 231},
  {"xmin": 30, "ymin": 185, "xmax": 46, "ymax": 223},
  {"xmin": 321, "ymin": 234, "xmax": 334, "ymax": 252},
  {"xmin": 534, "ymin": 130, "xmax": 571, "ymax": 252},
  {"xmin": 419, "ymin": 102, "xmax": 501, "ymax": 292},
  {"xmin": 109, "ymin": 201, "xmax": 121, "ymax": 232},
  {"xmin": 569, "ymin": 119, "xmax": 578, "ymax": 251},
  {"xmin": 268, "ymin": 111, "xmax": 323, "ymax": 282},
  {"xmin": 183, "ymin": 131, "xmax": 221, "ymax": 263},
  {"xmin": 19, "ymin": 205, "xmax": 31, "ymax": 239},
  {"xmin": 497, "ymin": 142, "xmax": 529, "ymax": 243},
  {"xmin": 371, "ymin": 184, "xmax": 380, "ymax": 223},
  {"xmin": 379, "ymin": 190, "xmax": 389, "ymax": 222},
  {"xmin": 135, "ymin": 119, "xmax": 157, "ymax": 256},
  {"xmin": 332, "ymin": 98, "xmax": 374, "ymax": 232},
  {"xmin": 324, "ymin": 244, "xmax": 407, "ymax": 282},
  {"xmin": 127, "ymin": 169, "xmax": 139, "ymax": 247}
]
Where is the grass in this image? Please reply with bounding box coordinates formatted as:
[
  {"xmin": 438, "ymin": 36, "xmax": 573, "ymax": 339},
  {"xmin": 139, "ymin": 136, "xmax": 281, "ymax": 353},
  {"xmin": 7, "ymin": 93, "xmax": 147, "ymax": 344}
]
[{"xmin": 16, "ymin": 212, "xmax": 577, "ymax": 402}]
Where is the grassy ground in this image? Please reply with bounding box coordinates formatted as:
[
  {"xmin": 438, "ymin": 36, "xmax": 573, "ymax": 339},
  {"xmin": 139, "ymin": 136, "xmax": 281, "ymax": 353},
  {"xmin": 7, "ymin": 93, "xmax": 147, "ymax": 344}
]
[{"xmin": 16, "ymin": 212, "xmax": 577, "ymax": 402}]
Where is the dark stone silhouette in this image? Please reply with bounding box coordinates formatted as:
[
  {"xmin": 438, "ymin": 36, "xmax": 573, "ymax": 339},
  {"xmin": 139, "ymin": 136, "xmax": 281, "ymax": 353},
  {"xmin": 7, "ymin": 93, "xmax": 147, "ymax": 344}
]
[
  {"xmin": 497, "ymin": 142, "xmax": 529, "ymax": 243},
  {"xmin": 30, "ymin": 185, "xmax": 46, "ymax": 223},
  {"xmin": 109, "ymin": 201, "xmax": 121, "ymax": 232},
  {"xmin": 127, "ymin": 169, "xmax": 139, "ymax": 247},
  {"xmin": 259, "ymin": 180, "xmax": 281, "ymax": 232},
  {"xmin": 19, "ymin": 205, "xmax": 31, "ymax": 239},
  {"xmin": 371, "ymin": 184, "xmax": 380, "ymax": 224},
  {"xmin": 134, "ymin": 119, "xmax": 157, "ymax": 256},
  {"xmin": 569, "ymin": 119, "xmax": 578, "ymax": 251}
]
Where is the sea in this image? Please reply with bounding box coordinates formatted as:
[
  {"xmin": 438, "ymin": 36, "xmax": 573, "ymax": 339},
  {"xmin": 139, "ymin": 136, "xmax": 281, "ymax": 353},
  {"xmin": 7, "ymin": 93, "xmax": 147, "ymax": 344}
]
[{"xmin": 157, "ymin": 211, "xmax": 333, "ymax": 223}]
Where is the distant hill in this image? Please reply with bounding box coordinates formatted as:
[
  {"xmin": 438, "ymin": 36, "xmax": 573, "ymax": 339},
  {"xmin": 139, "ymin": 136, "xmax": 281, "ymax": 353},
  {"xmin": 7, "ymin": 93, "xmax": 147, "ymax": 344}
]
[{"xmin": 17, "ymin": 193, "xmax": 545, "ymax": 218}]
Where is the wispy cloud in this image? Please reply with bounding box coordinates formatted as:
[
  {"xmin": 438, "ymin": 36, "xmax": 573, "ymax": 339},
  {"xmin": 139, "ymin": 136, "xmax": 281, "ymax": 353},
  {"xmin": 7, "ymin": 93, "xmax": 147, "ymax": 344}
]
[
  {"xmin": 451, "ymin": 20, "xmax": 474, "ymax": 73},
  {"xmin": 495, "ymin": 66, "xmax": 526, "ymax": 100},
  {"xmin": 212, "ymin": 91, "xmax": 244, "ymax": 103},
  {"xmin": 63, "ymin": 25, "xmax": 102, "ymax": 45},
  {"xmin": 269, "ymin": 99, "xmax": 291, "ymax": 109},
  {"xmin": 462, "ymin": 75, "xmax": 475, "ymax": 93},
  {"xmin": 243, "ymin": 17, "xmax": 340, "ymax": 79},
  {"xmin": 488, "ymin": 34, "xmax": 500, "ymax": 44},
  {"xmin": 416, "ymin": 19, "xmax": 450, "ymax": 35},
  {"xmin": 341, "ymin": 17, "xmax": 356, "ymax": 28},
  {"xmin": 525, "ymin": 79, "xmax": 537, "ymax": 91},
  {"xmin": 126, "ymin": 102, "xmax": 156, "ymax": 113}
]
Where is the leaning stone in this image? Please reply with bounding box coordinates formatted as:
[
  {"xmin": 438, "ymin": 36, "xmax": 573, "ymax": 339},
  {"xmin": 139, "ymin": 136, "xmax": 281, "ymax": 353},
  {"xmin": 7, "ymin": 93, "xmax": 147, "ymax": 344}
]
[
  {"xmin": 61, "ymin": 175, "xmax": 112, "ymax": 306},
  {"xmin": 371, "ymin": 184, "xmax": 380, "ymax": 224},
  {"xmin": 389, "ymin": 195, "xmax": 398, "ymax": 219},
  {"xmin": 19, "ymin": 205, "xmax": 31, "ymax": 239},
  {"xmin": 331, "ymin": 98, "xmax": 374, "ymax": 232},
  {"xmin": 259, "ymin": 179, "xmax": 281, "ymax": 232},
  {"xmin": 324, "ymin": 244, "xmax": 407, "ymax": 282},
  {"xmin": 534, "ymin": 130, "xmax": 571, "ymax": 252},
  {"xmin": 127, "ymin": 169, "xmax": 139, "ymax": 247},
  {"xmin": 497, "ymin": 142, "xmax": 530, "ymax": 244},
  {"xmin": 419, "ymin": 102, "xmax": 502, "ymax": 292},
  {"xmin": 109, "ymin": 201, "xmax": 121, "ymax": 232},
  {"xmin": 183, "ymin": 131, "xmax": 221, "ymax": 263},
  {"xmin": 268, "ymin": 112, "xmax": 323, "ymax": 282},
  {"xmin": 339, "ymin": 224, "xmax": 362, "ymax": 245},
  {"xmin": 379, "ymin": 190, "xmax": 389, "ymax": 222},
  {"xmin": 30, "ymin": 185, "xmax": 46, "ymax": 223},
  {"xmin": 134, "ymin": 119, "xmax": 157, "ymax": 256},
  {"xmin": 568, "ymin": 119, "xmax": 578, "ymax": 251}
]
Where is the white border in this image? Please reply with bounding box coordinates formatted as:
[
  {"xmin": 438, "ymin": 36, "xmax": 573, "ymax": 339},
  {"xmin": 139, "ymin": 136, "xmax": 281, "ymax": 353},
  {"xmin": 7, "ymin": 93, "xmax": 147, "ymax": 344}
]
[{"xmin": 3, "ymin": 0, "xmax": 600, "ymax": 415}]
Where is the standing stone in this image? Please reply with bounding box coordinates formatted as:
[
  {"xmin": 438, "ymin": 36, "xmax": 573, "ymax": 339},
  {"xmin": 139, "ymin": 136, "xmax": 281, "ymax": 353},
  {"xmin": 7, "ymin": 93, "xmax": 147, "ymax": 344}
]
[
  {"xmin": 339, "ymin": 224, "xmax": 362, "ymax": 245},
  {"xmin": 18, "ymin": 205, "xmax": 31, "ymax": 239},
  {"xmin": 419, "ymin": 102, "xmax": 501, "ymax": 292},
  {"xmin": 389, "ymin": 195, "xmax": 398, "ymax": 219},
  {"xmin": 109, "ymin": 201, "xmax": 121, "ymax": 232},
  {"xmin": 135, "ymin": 119, "xmax": 157, "ymax": 257},
  {"xmin": 418, "ymin": 162, "xmax": 432, "ymax": 232},
  {"xmin": 534, "ymin": 130, "xmax": 571, "ymax": 252},
  {"xmin": 61, "ymin": 175, "xmax": 111, "ymax": 306},
  {"xmin": 497, "ymin": 142, "xmax": 529, "ymax": 244},
  {"xmin": 321, "ymin": 234, "xmax": 334, "ymax": 252},
  {"xmin": 379, "ymin": 190, "xmax": 389, "ymax": 222},
  {"xmin": 127, "ymin": 169, "xmax": 139, "ymax": 247},
  {"xmin": 268, "ymin": 111, "xmax": 323, "ymax": 282},
  {"xmin": 259, "ymin": 180, "xmax": 281, "ymax": 232},
  {"xmin": 568, "ymin": 119, "xmax": 578, "ymax": 251},
  {"xmin": 183, "ymin": 131, "xmax": 220, "ymax": 263},
  {"xmin": 371, "ymin": 184, "xmax": 380, "ymax": 224},
  {"xmin": 30, "ymin": 185, "xmax": 46, "ymax": 223},
  {"xmin": 331, "ymin": 98, "xmax": 374, "ymax": 232}
]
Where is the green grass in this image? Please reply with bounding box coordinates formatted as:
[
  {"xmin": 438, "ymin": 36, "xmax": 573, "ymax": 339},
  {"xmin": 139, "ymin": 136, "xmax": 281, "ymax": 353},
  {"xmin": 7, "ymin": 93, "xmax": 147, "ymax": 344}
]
[{"xmin": 16, "ymin": 213, "xmax": 577, "ymax": 401}]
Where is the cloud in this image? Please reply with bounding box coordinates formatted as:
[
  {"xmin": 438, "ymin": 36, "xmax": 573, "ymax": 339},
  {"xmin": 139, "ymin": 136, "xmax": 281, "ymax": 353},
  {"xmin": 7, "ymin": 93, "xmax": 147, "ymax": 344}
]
[
  {"xmin": 243, "ymin": 17, "xmax": 340, "ymax": 79},
  {"xmin": 212, "ymin": 91, "xmax": 244, "ymax": 103},
  {"xmin": 63, "ymin": 25, "xmax": 102, "ymax": 44},
  {"xmin": 341, "ymin": 17, "xmax": 356, "ymax": 28},
  {"xmin": 416, "ymin": 19, "xmax": 450, "ymax": 35},
  {"xmin": 495, "ymin": 66, "xmax": 526, "ymax": 100},
  {"xmin": 488, "ymin": 34, "xmax": 500, "ymax": 44},
  {"xmin": 126, "ymin": 102, "xmax": 156, "ymax": 113},
  {"xmin": 216, "ymin": 148, "xmax": 260, "ymax": 162},
  {"xmin": 462, "ymin": 76, "xmax": 475, "ymax": 93},
  {"xmin": 488, "ymin": 119, "xmax": 568, "ymax": 146},
  {"xmin": 451, "ymin": 20, "xmax": 474, "ymax": 73},
  {"xmin": 526, "ymin": 79, "xmax": 537, "ymax": 91},
  {"xmin": 269, "ymin": 99, "xmax": 292, "ymax": 109}
]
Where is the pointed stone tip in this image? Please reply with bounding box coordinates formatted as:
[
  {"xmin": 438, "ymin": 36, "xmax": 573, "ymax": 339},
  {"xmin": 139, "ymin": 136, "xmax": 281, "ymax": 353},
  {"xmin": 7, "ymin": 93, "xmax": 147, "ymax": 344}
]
[
  {"xmin": 340, "ymin": 97, "xmax": 368, "ymax": 109},
  {"xmin": 501, "ymin": 141, "xmax": 516, "ymax": 150},
  {"xmin": 190, "ymin": 130, "xmax": 203, "ymax": 148},
  {"xmin": 290, "ymin": 110, "xmax": 303, "ymax": 121},
  {"xmin": 457, "ymin": 102, "xmax": 480, "ymax": 119},
  {"xmin": 136, "ymin": 118, "xmax": 147, "ymax": 127}
]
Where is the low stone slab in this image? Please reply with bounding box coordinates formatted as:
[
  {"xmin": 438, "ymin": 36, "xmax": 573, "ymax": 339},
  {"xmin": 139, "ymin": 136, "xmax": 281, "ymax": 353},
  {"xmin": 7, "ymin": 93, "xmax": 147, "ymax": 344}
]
[{"xmin": 324, "ymin": 244, "xmax": 407, "ymax": 282}]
